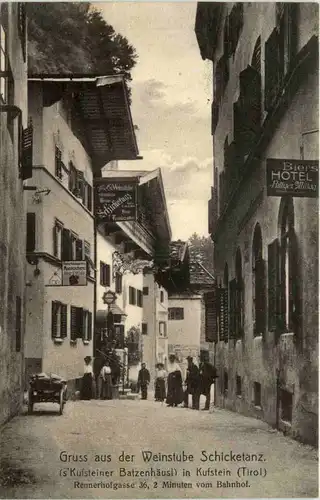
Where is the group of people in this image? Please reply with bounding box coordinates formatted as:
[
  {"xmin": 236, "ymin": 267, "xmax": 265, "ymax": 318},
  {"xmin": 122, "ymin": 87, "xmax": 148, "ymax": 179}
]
[
  {"xmin": 137, "ymin": 354, "xmax": 218, "ymax": 410},
  {"xmin": 81, "ymin": 356, "xmax": 114, "ymax": 400}
]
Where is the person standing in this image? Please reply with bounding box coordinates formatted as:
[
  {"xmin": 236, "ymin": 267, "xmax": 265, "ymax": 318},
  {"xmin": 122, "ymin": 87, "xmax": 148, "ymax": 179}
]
[
  {"xmin": 166, "ymin": 354, "xmax": 183, "ymax": 407},
  {"xmin": 81, "ymin": 356, "xmax": 93, "ymax": 400},
  {"xmin": 199, "ymin": 360, "xmax": 218, "ymax": 410},
  {"xmin": 154, "ymin": 363, "xmax": 167, "ymax": 402},
  {"xmin": 100, "ymin": 360, "xmax": 113, "ymax": 400},
  {"xmin": 137, "ymin": 363, "xmax": 150, "ymax": 400},
  {"xmin": 183, "ymin": 356, "xmax": 200, "ymax": 409}
]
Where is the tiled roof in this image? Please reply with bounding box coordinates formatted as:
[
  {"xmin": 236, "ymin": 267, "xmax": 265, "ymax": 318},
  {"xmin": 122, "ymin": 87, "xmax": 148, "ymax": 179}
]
[
  {"xmin": 169, "ymin": 240, "xmax": 188, "ymax": 261},
  {"xmin": 169, "ymin": 240, "xmax": 215, "ymax": 288}
]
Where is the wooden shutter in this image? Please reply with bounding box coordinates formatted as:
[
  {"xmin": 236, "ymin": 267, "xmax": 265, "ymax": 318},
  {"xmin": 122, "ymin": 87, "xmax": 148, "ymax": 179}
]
[
  {"xmin": 205, "ymin": 291, "xmax": 218, "ymax": 342},
  {"xmin": 87, "ymin": 185, "xmax": 93, "ymax": 211},
  {"xmin": 53, "ymin": 224, "xmax": 58, "ymax": 256},
  {"xmin": 255, "ymin": 258, "xmax": 266, "ymax": 336},
  {"xmin": 75, "ymin": 239, "xmax": 84, "ymax": 260},
  {"xmin": 115, "ymin": 273, "xmax": 122, "ymax": 294},
  {"xmin": 268, "ymin": 239, "xmax": 280, "ymax": 332},
  {"xmin": 88, "ymin": 312, "xmax": 92, "ymax": 341},
  {"xmin": 21, "ymin": 122, "xmax": 33, "ymax": 180},
  {"xmin": 62, "ymin": 228, "xmax": 71, "ymax": 261},
  {"xmin": 76, "ymin": 170, "xmax": 85, "ymax": 199},
  {"xmin": 76, "ymin": 307, "xmax": 84, "ymax": 339},
  {"xmin": 60, "ymin": 304, "xmax": 67, "ymax": 338},
  {"xmin": 26, "ymin": 213, "xmax": 36, "ymax": 252},
  {"xmin": 265, "ymin": 28, "xmax": 280, "ymax": 111},
  {"xmin": 105, "ymin": 264, "xmax": 111, "ymax": 286},
  {"xmin": 70, "ymin": 306, "xmax": 77, "ymax": 340},
  {"xmin": 219, "ymin": 288, "xmax": 229, "ymax": 341},
  {"xmin": 51, "ymin": 301, "xmax": 58, "ymax": 338}
]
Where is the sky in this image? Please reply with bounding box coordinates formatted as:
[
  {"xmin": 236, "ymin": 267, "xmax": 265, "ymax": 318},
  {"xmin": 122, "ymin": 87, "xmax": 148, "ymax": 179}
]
[{"xmin": 95, "ymin": 2, "xmax": 213, "ymax": 240}]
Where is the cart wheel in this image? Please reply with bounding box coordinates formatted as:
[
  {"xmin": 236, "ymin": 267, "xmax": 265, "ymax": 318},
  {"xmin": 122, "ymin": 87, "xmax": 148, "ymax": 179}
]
[{"xmin": 59, "ymin": 390, "xmax": 64, "ymax": 415}]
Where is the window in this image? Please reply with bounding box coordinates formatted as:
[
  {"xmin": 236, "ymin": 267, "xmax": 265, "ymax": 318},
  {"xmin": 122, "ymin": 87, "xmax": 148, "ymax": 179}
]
[
  {"xmin": 137, "ymin": 290, "xmax": 143, "ymax": 308},
  {"xmin": 143, "ymin": 287, "xmax": 149, "ymax": 296},
  {"xmin": 82, "ymin": 310, "xmax": 92, "ymax": 342},
  {"xmin": 236, "ymin": 375, "xmax": 242, "ymax": 396},
  {"xmin": 26, "ymin": 213, "xmax": 36, "ymax": 253},
  {"xmin": 142, "ymin": 323, "xmax": 148, "ymax": 335},
  {"xmin": 68, "ymin": 161, "xmax": 77, "ymax": 193},
  {"xmin": 224, "ymin": 371, "xmax": 228, "ymax": 394},
  {"xmin": 160, "ymin": 290, "xmax": 164, "ymax": 303},
  {"xmin": 15, "ymin": 296, "xmax": 22, "ymax": 352},
  {"xmin": 53, "ymin": 220, "xmax": 63, "ymax": 259},
  {"xmin": 253, "ymin": 382, "xmax": 262, "ymax": 407},
  {"xmin": 252, "ymin": 224, "xmax": 266, "ymax": 337},
  {"xmin": 115, "ymin": 272, "xmax": 122, "ymax": 294},
  {"xmin": 159, "ymin": 321, "xmax": 167, "ymax": 337},
  {"xmin": 20, "ymin": 119, "xmax": 33, "ymax": 180},
  {"xmin": 129, "ymin": 286, "xmax": 136, "ymax": 305},
  {"xmin": 100, "ymin": 262, "xmax": 111, "ymax": 287},
  {"xmin": 83, "ymin": 181, "xmax": 93, "ymax": 211},
  {"xmin": 280, "ymin": 389, "xmax": 293, "ymax": 423},
  {"xmin": 55, "ymin": 146, "xmax": 63, "ymax": 180},
  {"xmin": 51, "ymin": 301, "xmax": 67, "ymax": 339},
  {"xmin": 70, "ymin": 306, "xmax": 92, "ymax": 342},
  {"xmin": 168, "ymin": 307, "xmax": 184, "ymax": 320}
]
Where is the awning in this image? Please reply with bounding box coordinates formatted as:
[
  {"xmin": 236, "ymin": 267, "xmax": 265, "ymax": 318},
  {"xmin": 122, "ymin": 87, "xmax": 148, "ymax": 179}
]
[
  {"xmin": 96, "ymin": 305, "xmax": 127, "ymax": 326},
  {"xmin": 28, "ymin": 74, "xmax": 140, "ymax": 170}
]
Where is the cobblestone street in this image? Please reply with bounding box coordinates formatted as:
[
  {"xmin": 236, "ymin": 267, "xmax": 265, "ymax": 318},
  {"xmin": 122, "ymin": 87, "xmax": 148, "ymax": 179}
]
[{"xmin": 0, "ymin": 398, "xmax": 318, "ymax": 499}]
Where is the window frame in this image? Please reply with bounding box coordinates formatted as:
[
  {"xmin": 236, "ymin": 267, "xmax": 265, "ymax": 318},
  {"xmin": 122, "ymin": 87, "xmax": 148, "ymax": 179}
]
[
  {"xmin": 51, "ymin": 301, "xmax": 68, "ymax": 339},
  {"xmin": 168, "ymin": 307, "xmax": 184, "ymax": 321}
]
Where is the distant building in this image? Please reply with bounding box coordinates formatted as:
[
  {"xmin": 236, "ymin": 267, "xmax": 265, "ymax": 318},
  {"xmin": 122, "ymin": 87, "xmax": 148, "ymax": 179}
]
[
  {"xmin": 195, "ymin": 2, "xmax": 318, "ymax": 444},
  {"xmin": 0, "ymin": 3, "xmax": 29, "ymax": 425}
]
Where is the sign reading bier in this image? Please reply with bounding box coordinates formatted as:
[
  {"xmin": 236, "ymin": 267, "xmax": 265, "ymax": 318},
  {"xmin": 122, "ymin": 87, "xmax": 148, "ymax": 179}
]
[
  {"xmin": 266, "ymin": 158, "xmax": 318, "ymax": 198},
  {"xmin": 94, "ymin": 178, "xmax": 137, "ymax": 222}
]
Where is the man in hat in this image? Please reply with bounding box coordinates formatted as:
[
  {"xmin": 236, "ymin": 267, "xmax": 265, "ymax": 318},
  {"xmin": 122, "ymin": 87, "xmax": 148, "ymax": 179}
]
[
  {"xmin": 137, "ymin": 363, "xmax": 150, "ymax": 400},
  {"xmin": 183, "ymin": 356, "xmax": 200, "ymax": 409}
]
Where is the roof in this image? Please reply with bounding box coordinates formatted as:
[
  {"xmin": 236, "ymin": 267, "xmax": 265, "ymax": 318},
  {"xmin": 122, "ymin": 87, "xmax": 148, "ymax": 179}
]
[
  {"xmin": 28, "ymin": 74, "xmax": 139, "ymax": 170},
  {"xmin": 96, "ymin": 305, "xmax": 127, "ymax": 326},
  {"xmin": 169, "ymin": 240, "xmax": 188, "ymax": 262},
  {"xmin": 189, "ymin": 260, "xmax": 215, "ymax": 287}
]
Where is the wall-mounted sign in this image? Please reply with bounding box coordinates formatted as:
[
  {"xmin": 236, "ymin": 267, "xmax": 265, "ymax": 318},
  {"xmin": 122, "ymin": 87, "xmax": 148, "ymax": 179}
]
[
  {"xmin": 62, "ymin": 261, "xmax": 87, "ymax": 286},
  {"xmin": 266, "ymin": 159, "xmax": 318, "ymax": 198},
  {"xmin": 94, "ymin": 178, "xmax": 137, "ymax": 222}
]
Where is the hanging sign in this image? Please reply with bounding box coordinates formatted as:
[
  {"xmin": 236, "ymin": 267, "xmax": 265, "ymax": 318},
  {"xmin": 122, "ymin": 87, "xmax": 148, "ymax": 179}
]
[
  {"xmin": 94, "ymin": 178, "xmax": 137, "ymax": 222},
  {"xmin": 266, "ymin": 159, "xmax": 318, "ymax": 198},
  {"xmin": 62, "ymin": 261, "xmax": 87, "ymax": 286}
]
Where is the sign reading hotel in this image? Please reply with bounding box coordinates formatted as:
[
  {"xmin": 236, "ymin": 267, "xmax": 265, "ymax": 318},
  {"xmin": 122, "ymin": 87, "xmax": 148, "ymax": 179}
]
[
  {"xmin": 94, "ymin": 178, "xmax": 137, "ymax": 222},
  {"xmin": 266, "ymin": 159, "xmax": 318, "ymax": 198},
  {"xmin": 62, "ymin": 261, "xmax": 87, "ymax": 286}
]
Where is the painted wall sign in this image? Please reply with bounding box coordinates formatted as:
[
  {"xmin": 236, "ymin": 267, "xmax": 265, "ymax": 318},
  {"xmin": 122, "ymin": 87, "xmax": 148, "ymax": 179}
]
[
  {"xmin": 266, "ymin": 159, "xmax": 318, "ymax": 198},
  {"xmin": 94, "ymin": 178, "xmax": 137, "ymax": 222},
  {"xmin": 62, "ymin": 261, "xmax": 87, "ymax": 286}
]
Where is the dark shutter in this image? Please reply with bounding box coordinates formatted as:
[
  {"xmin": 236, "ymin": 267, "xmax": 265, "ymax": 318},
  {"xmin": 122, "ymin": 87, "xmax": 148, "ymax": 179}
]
[
  {"xmin": 21, "ymin": 122, "xmax": 33, "ymax": 180},
  {"xmin": 76, "ymin": 307, "xmax": 84, "ymax": 339},
  {"xmin": 88, "ymin": 312, "xmax": 92, "ymax": 341},
  {"xmin": 60, "ymin": 304, "xmax": 67, "ymax": 338},
  {"xmin": 53, "ymin": 225, "xmax": 58, "ymax": 257},
  {"xmin": 26, "ymin": 213, "xmax": 36, "ymax": 252},
  {"xmin": 268, "ymin": 239, "xmax": 280, "ymax": 332},
  {"xmin": 87, "ymin": 185, "xmax": 93, "ymax": 211},
  {"xmin": 229, "ymin": 279, "xmax": 237, "ymax": 337},
  {"xmin": 265, "ymin": 28, "xmax": 280, "ymax": 111},
  {"xmin": 15, "ymin": 296, "xmax": 22, "ymax": 352},
  {"xmin": 62, "ymin": 228, "xmax": 71, "ymax": 261},
  {"xmin": 205, "ymin": 291, "xmax": 218, "ymax": 342},
  {"xmin": 219, "ymin": 288, "xmax": 229, "ymax": 341},
  {"xmin": 70, "ymin": 306, "xmax": 77, "ymax": 341},
  {"xmin": 75, "ymin": 238, "xmax": 84, "ymax": 260},
  {"xmin": 105, "ymin": 264, "xmax": 111, "ymax": 286},
  {"xmin": 76, "ymin": 170, "xmax": 85, "ymax": 199},
  {"xmin": 255, "ymin": 258, "xmax": 266, "ymax": 337},
  {"xmin": 115, "ymin": 273, "xmax": 122, "ymax": 294},
  {"xmin": 51, "ymin": 301, "xmax": 58, "ymax": 338}
]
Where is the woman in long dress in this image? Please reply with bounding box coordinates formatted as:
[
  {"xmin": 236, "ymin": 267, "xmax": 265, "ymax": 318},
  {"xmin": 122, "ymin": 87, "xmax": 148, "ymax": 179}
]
[
  {"xmin": 154, "ymin": 363, "xmax": 167, "ymax": 402},
  {"xmin": 100, "ymin": 361, "xmax": 113, "ymax": 400},
  {"xmin": 81, "ymin": 356, "xmax": 93, "ymax": 400},
  {"xmin": 166, "ymin": 354, "xmax": 183, "ymax": 407}
]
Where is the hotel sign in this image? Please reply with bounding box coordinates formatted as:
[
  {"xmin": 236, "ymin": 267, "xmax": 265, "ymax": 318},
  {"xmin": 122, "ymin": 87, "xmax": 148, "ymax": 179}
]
[
  {"xmin": 94, "ymin": 178, "xmax": 137, "ymax": 222},
  {"xmin": 266, "ymin": 159, "xmax": 318, "ymax": 198}
]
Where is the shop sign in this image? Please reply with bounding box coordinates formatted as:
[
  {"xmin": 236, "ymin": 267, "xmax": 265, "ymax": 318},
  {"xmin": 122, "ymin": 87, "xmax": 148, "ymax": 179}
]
[
  {"xmin": 62, "ymin": 261, "xmax": 87, "ymax": 286},
  {"xmin": 94, "ymin": 178, "xmax": 137, "ymax": 222},
  {"xmin": 266, "ymin": 159, "xmax": 318, "ymax": 198}
]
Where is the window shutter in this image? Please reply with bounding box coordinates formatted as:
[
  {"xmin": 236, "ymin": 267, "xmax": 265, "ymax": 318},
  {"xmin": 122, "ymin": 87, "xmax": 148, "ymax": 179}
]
[
  {"xmin": 21, "ymin": 122, "xmax": 33, "ymax": 180},
  {"xmin": 219, "ymin": 288, "xmax": 229, "ymax": 341},
  {"xmin": 87, "ymin": 185, "xmax": 93, "ymax": 211},
  {"xmin": 255, "ymin": 258, "xmax": 266, "ymax": 337},
  {"xmin": 205, "ymin": 291, "xmax": 218, "ymax": 342},
  {"xmin": 268, "ymin": 239, "xmax": 280, "ymax": 332},
  {"xmin": 26, "ymin": 213, "xmax": 36, "ymax": 252},
  {"xmin": 115, "ymin": 273, "xmax": 122, "ymax": 294},
  {"xmin": 53, "ymin": 225, "xmax": 58, "ymax": 257},
  {"xmin": 70, "ymin": 306, "xmax": 77, "ymax": 341},
  {"xmin": 229, "ymin": 279, "xmax": 237, "ymax": 337},
  {"xmin": 76, "ymin": 170, "xmax": 85, "ymax": 199},
  {"xmin": 51, "ymin": 301, "xmax": 58, "ymax": 338},
  {"xmin": 100, "ymin": 261, "xmax": 104, "ymax": 285},
  {"xmin": 62, "ymin": 228, "xmax": 71, "ymax": 261},
  {"xmin": 265, "ymin": 28, "xmax": 280, "ymax": 111},
  {"xmin": 106, "ymin": 264, "xmax": 111, "ymax": 286},
  {"xmin": 76, "ymin": 307, "xmax": 84, "ymax": 339},
  {"xmin": 60, "ymin": 304, "xmax": 67, "ymax": 338},
  {"xmin": 88, "ymin": 312, "xmax": 92, "ymax": 341}
]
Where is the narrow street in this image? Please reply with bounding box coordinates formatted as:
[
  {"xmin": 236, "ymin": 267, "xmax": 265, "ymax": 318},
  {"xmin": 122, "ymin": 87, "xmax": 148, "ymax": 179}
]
[{"xmin": 0, "ymin": 398, "xmax": 317, "ymax": 499}]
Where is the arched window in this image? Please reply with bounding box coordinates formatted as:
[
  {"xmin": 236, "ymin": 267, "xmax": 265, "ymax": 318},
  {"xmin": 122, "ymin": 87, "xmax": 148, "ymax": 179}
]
[
  {"xmin": 279, "ymin": 197, "xmax": 299, "ymax": 332},
  {"xmin": 252, "ymin": 224, "xmax": 266, "ymax": 336}
]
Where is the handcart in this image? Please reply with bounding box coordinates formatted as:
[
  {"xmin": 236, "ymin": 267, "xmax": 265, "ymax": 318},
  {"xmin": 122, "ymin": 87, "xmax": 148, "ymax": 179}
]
[{"xmin": 28, "ymin": 372, "xmax": 67, "ymax": 415}]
